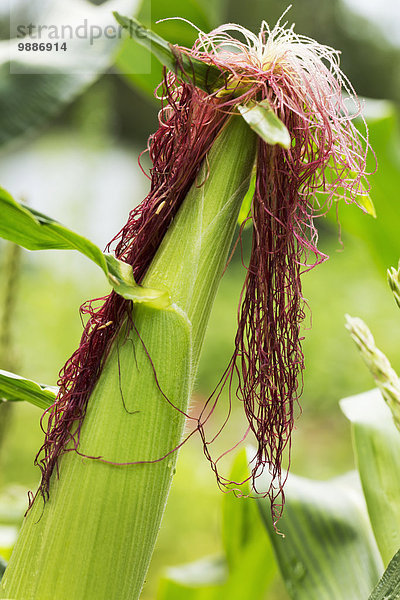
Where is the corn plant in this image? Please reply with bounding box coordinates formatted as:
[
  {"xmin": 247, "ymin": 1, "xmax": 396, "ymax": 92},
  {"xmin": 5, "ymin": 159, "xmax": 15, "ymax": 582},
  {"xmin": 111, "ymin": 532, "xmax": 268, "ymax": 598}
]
[{"xmin": 0, "ymin": 12, "xmax": 376, "ymax": 600}]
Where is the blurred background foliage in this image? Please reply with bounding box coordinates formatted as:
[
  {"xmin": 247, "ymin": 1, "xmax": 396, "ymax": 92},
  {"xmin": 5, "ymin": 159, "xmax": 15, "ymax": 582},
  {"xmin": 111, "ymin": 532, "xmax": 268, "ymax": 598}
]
[{"xmin": 1, "ymin": 0, "xmax": 400, "ymax": 598}]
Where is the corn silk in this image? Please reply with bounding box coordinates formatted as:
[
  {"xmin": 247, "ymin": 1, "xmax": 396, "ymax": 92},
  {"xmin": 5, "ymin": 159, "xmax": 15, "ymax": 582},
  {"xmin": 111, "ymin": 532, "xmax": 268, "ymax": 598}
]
[{"xmin": 35, "ymin": 13, "xmax": 372, "ymax": 525}]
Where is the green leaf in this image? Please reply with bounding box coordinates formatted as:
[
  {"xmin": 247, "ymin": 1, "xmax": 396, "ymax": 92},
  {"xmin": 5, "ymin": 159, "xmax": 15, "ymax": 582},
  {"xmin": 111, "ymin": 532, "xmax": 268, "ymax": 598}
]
[
  {"xmin": 157, "ymin": 450, "xmax": 276, "ymax": 600},
  {"xmin": 237, "ymin": 173, "xmax": 255, "ymax": 228},
  {"xmin": 238, "ymin": 99, "xmax": 291, "ymax": 148},
  {"xmin": 0, "ymin": 187, "xmax": 169, "ymax": 307},
  {"xmin": 341, "ymin": 389, "xmax": 400, "ymax": 566},
  {"xmin": 322, "ymin": 165, "xmax": 376, "ymax": 218},
  {"xmin": 0, "ymin": 0, "xmax": 139, "ymax": 148},
  {"xmin": 358, "ymin": 190, "xmax": 376, "ymax": 218},
  {"xmin": 221, "ymin": 450, "xmax": 277, "ymax": 597},
  {"xmin": 258, "ymin": 469, "xmax": 383, "ymax": 599},
  {"xmin": 113, "ymin": 13, "xmax": 226, "ymax": 93},
  {"xmin": 222, "ymin": 450, "xmax": 253, "ymax": 568},
  {"xmin": 0, "ymin": 369, "xmax": 56, "ymax": 410},
  {"xmin": 369, "ymin": 548, "xmax": 400, "ymax": 600},
  {"xmin": 115, "ymin": 0, "xmax": 222, "ymax": 100}
]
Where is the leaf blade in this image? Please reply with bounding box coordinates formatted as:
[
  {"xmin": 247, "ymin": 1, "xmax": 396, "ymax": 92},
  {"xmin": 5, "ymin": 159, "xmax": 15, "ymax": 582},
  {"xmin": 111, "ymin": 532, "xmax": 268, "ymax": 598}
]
[
  {"xmin": 157, "ymin": 450, "xmax": 276, "ymax": 600},
  {"xmin": 238, "ymin": 99, "xmax": 291, "ymax": 148},
  {"xmin": 113, "ymin": 13, "xmax": 226, "ymax": 93},
  {"xmin": 257, "ymin": 469, "xmax": 382, "ymax": 599},
  {"xmin": 341, "ymin": 389, "xmax": 400, "ymax": 566},
  {"xmin": 221, "ymin": 450, "xmax": 277, "ymax": 598},
  {"xmin": 0, "ymin": 187, "xmax": 169, "ymax": 307},
  {"xmin": 369, "ymin": 548, "xmax": 400, "ymax": 600},
  {"xmin": 357, "ymin": 190, "xmax": 376, "ymax": 218},
  {"xmin": 237, "ymin": 173, "xmax": 255, "ymax": 228},
  {"xmin": 0, "ymin": 369, "xmax": 57, "ymax": 410}
]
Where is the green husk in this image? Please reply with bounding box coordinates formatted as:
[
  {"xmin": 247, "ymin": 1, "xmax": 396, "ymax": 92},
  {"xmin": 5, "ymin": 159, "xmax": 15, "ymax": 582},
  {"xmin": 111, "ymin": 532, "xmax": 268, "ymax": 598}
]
[{"xmin": 0, "ymin": 115, "xmax": 256, "ymax": 600}]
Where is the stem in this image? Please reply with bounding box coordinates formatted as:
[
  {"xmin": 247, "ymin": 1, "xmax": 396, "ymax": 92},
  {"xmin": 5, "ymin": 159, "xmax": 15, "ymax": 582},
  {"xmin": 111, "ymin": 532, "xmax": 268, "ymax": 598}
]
[{"xmin": 0, "ymin": 114, "xmax": 256, "ymax": 600}]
